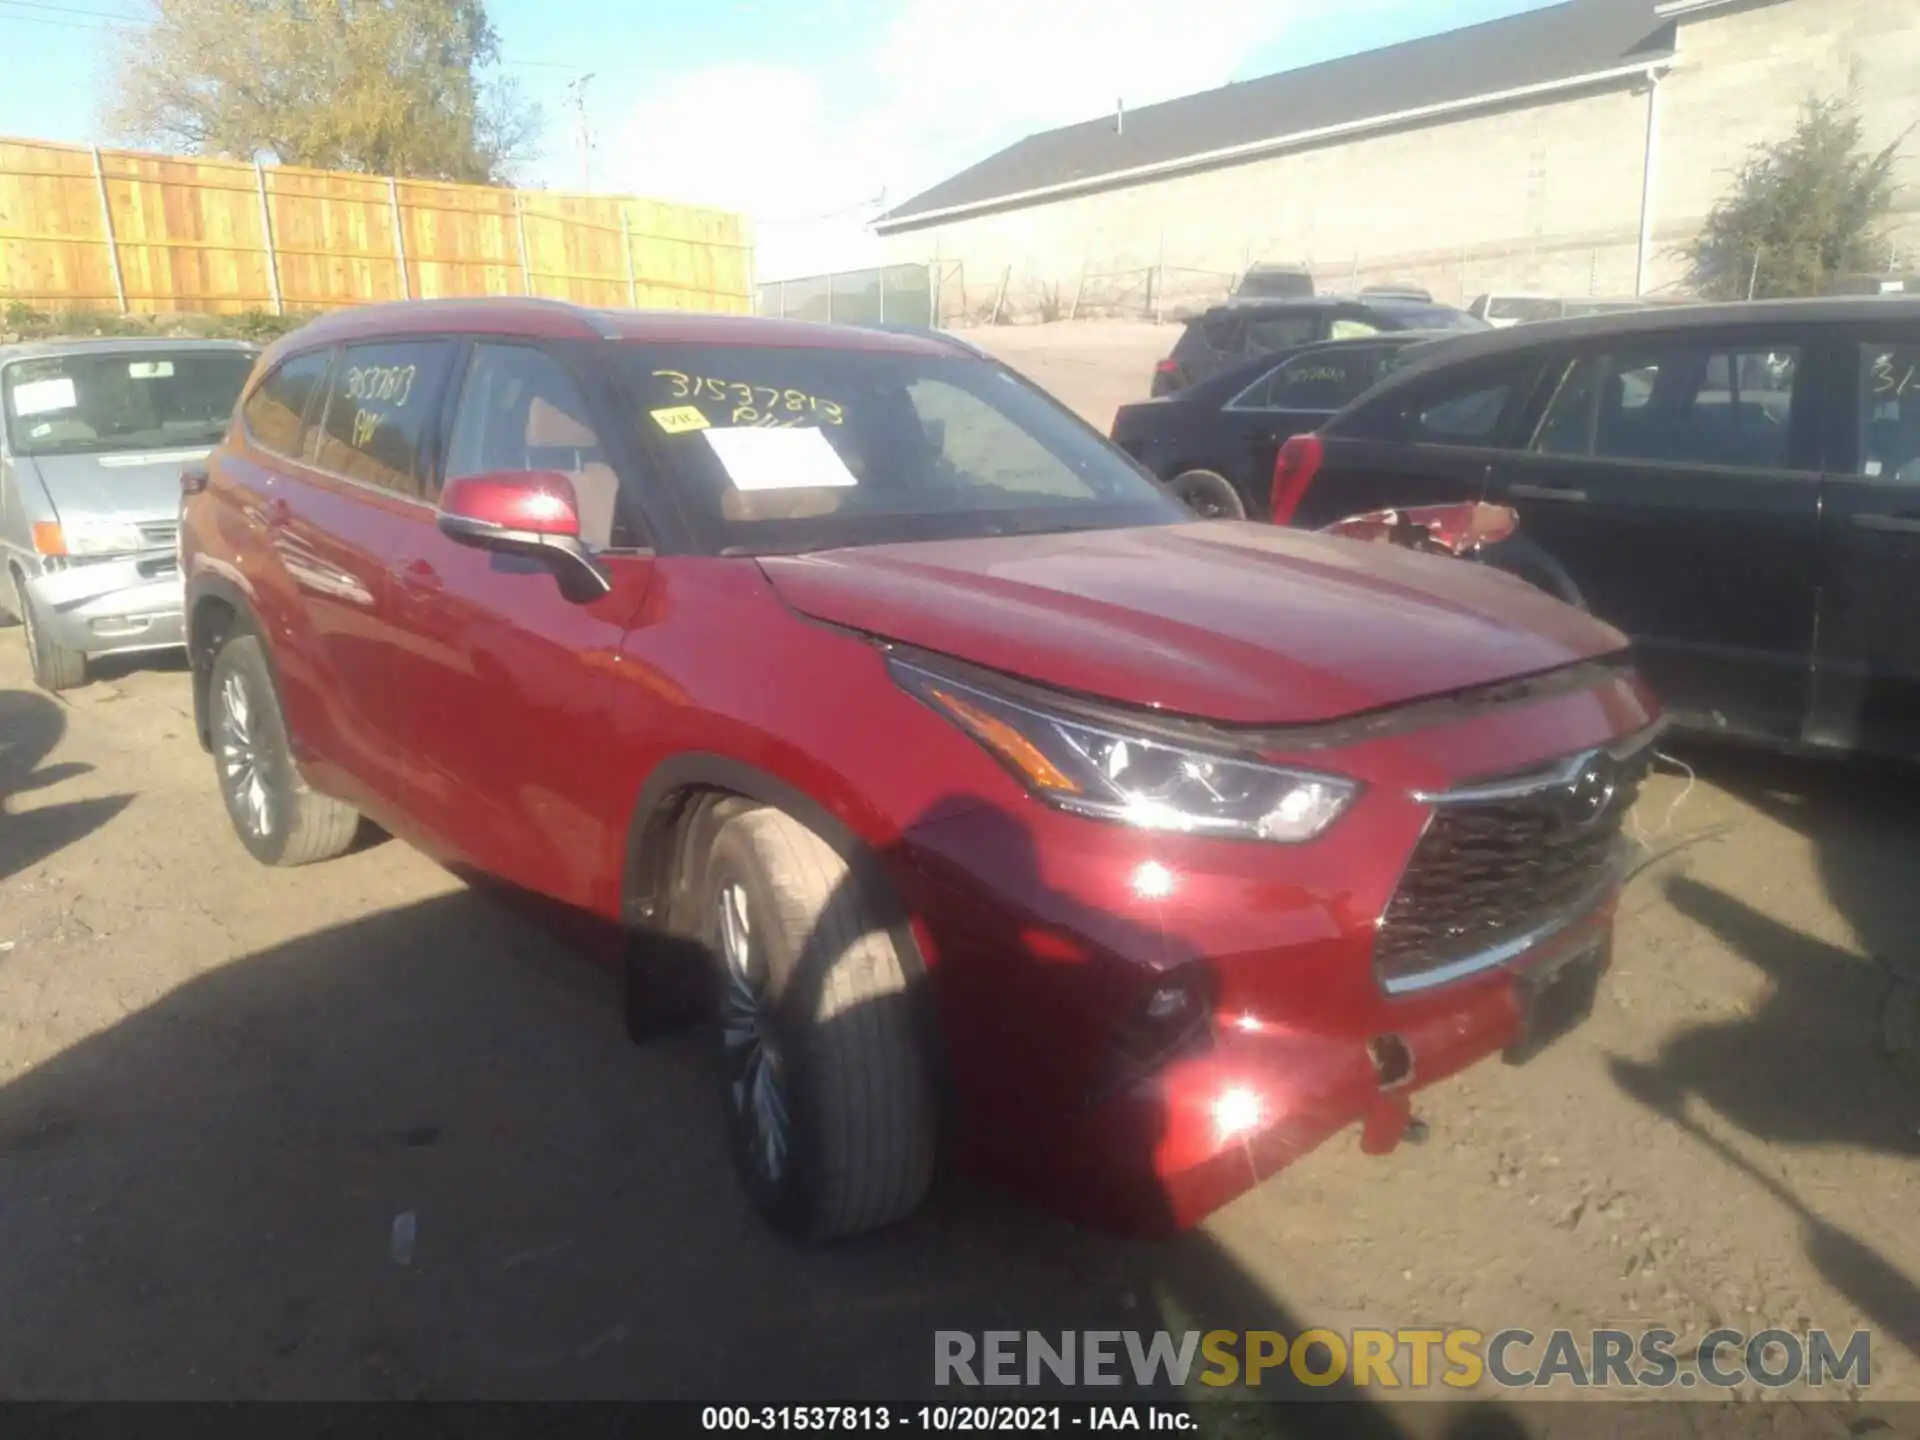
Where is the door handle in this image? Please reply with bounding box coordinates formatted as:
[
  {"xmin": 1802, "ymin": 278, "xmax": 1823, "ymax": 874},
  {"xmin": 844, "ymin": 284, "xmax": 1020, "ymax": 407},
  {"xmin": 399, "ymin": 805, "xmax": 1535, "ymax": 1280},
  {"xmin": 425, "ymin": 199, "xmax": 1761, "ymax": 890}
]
[
  {"xmin": 1509, "ymin": 483, "xmax": 1588, "ymax": 503},
  {"xmin": 1852, "ymin": 512, "xmax": 1920, "ymax": 535},
  {"xmin": 392, "ymin": 558, "xmax": 443, "ymax": 595}
]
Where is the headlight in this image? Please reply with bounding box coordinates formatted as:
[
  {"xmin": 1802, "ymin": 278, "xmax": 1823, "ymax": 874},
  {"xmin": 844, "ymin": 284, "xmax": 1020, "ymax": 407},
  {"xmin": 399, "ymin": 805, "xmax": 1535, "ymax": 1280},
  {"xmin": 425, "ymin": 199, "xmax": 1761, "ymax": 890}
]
[
  {"xmin": 42, "ymin": 520, "xmax": 145, "ymax": 557},
  {"xmin": 889, "ymin": 656, "xmax": 1357, "ymax": 843}
]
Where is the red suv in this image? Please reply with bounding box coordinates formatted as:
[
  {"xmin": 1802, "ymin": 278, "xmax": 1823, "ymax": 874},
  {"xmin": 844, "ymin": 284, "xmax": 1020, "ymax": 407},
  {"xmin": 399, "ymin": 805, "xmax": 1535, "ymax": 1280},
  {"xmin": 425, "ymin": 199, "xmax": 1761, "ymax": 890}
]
[{"xmin": 182, "ymin": 299, "xmax": 1661, "ymax": 1240}]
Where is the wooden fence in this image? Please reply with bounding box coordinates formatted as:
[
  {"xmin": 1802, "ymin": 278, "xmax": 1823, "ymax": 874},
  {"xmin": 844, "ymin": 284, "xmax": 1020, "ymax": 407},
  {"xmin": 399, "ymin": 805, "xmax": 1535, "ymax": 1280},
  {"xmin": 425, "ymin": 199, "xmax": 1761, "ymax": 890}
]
[{"xmin": 0, "ymin": 137, "xmax": 753, "ymax": 316}]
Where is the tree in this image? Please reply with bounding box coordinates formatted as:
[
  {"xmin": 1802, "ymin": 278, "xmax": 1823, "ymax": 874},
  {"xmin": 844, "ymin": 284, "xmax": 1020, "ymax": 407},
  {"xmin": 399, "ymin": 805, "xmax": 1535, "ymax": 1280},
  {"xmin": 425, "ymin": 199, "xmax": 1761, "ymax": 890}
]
[
  {"xmin": 1683, "ymin": 95, "xmax": 1907, "ymax": 301},
  {"xmin": 107, "ymin": 0, "xmax": 541, "ymax": 185}
]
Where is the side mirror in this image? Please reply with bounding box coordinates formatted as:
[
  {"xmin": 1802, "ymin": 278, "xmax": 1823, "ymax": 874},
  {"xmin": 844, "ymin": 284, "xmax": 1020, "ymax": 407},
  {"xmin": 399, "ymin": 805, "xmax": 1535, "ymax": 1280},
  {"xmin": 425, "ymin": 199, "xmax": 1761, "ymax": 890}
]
[{"xmin": 436, "ymin": 470, "xmax": 611, "ymax": 601}]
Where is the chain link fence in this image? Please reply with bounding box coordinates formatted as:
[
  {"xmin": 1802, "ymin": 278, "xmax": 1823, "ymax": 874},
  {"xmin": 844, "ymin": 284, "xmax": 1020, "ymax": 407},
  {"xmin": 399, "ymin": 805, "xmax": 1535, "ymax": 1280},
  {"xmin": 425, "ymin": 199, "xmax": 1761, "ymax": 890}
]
[{"xmin": 755, "ymin": 263, "xmax": 934, "ymax": 327}]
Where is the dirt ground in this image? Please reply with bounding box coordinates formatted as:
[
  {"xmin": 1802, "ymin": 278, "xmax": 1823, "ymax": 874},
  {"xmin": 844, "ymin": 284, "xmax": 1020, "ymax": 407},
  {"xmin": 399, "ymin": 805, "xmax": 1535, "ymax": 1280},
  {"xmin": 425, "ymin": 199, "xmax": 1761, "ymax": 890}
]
[{"xmin": 1, "ymin": 322, "xmax": 1916, "ymax": 1427}]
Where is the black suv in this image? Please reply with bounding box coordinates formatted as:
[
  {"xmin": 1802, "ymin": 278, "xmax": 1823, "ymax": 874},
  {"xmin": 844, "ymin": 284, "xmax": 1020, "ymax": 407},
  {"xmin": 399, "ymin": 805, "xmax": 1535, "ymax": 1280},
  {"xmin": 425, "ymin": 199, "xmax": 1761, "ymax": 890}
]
[
  {"xmin": 1271, "ymin": 296, "xmax": 1920, "ymax": 760},
  {"xmin": 1151, "ymin": 295, "xmax": 1486, "ymax": 397}
]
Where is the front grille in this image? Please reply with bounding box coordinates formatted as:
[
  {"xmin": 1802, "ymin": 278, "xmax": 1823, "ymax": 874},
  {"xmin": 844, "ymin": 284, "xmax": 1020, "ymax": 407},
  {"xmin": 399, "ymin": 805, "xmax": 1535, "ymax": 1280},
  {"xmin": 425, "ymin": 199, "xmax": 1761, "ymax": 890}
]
[
  {"xmin": 139, "ymin": 521, "xmax": 178, "ymax": 551},
  {"xmin": 1374, "ymin": 742, "xmax": 1652, "ymax": 987}
]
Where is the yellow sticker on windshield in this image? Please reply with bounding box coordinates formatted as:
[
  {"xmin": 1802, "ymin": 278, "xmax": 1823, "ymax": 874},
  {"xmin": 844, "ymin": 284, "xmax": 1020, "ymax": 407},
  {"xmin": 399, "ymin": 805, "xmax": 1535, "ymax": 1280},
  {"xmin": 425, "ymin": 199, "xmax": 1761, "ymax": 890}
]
[{"xmin": 651, "ymin": 405, "xmax": 711, "ymax": 435}]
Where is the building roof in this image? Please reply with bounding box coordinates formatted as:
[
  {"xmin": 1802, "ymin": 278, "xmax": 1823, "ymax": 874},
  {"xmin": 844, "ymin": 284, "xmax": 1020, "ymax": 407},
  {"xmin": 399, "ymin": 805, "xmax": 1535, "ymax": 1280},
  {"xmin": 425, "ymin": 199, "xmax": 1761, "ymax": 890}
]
[{"xmin": 877, "ymin": 0, "xmax": 1679, "ymax": 232}]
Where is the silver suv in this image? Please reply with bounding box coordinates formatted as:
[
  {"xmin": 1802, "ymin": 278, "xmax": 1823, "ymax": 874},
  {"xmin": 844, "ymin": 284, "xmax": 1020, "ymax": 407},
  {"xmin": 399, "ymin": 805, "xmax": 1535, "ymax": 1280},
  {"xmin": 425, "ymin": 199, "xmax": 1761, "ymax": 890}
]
[{"xmin": 1, "ymin": 338, "xmax": 257, "ymax": 690}]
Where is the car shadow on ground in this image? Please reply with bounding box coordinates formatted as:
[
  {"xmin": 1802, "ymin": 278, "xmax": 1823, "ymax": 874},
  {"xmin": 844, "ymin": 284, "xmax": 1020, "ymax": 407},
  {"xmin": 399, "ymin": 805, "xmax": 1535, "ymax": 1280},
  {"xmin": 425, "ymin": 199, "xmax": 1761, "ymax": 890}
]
[
  {"xmin": 1608, "ymin": 743, "xmax": 1920, "ymax": 1358},
  {"xmin": 0, "ymin": 688, "xmax": 132, "ymax": 884},
  {"xmin": 0, "ymin": 787, "xmax": 1550, "ymax": 1434}
]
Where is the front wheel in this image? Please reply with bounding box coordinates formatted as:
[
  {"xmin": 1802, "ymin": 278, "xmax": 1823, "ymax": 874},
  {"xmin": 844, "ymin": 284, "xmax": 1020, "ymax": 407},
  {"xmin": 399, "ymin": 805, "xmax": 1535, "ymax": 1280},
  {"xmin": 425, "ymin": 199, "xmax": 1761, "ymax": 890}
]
[
  {"xmin": 700, "ymin": 806, "xmax": 935, "ymax": 1240},
  {"xmin": 208, "ymin": 633, "xmax": 361, "ymax": 866},
  {"xmin": 16, "ymin": 573, "xmax": 88, "ymax": 692}
]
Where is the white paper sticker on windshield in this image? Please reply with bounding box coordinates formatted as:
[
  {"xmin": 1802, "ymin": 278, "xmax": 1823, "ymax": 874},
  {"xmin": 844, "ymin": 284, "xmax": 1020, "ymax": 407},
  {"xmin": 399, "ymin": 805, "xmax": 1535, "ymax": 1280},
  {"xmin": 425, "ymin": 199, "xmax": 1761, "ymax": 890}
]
[
  {"xmin": 128, "ymin": 360, "xmax": 175, "ymax": 379},
  {"xmin": 11, "ymin": 377, "xmax": 77, "ymax": 416},
  {"xmin": 702, "ymin": 425, "xmax": 857, "ymax": 492}
]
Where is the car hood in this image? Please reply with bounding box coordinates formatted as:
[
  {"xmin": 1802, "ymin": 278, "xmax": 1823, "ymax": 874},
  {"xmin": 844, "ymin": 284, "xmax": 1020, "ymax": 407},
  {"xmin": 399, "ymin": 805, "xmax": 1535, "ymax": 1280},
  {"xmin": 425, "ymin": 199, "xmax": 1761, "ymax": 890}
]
[
  {"xmin": 757, "ymin": 523, "xmax": 1628, "ymax": 726},
  {"xmin": 21, "ymin": 447, "xmax": 212, "ymax": 524}
]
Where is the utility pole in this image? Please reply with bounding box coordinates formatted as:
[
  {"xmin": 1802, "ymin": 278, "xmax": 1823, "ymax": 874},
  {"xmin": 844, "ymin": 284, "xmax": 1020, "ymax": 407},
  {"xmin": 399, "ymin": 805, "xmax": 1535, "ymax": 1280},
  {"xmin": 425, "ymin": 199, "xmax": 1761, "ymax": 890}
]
[{"xmin": 566, "ymin": 73, "xmax": 597, "ymax": 190}]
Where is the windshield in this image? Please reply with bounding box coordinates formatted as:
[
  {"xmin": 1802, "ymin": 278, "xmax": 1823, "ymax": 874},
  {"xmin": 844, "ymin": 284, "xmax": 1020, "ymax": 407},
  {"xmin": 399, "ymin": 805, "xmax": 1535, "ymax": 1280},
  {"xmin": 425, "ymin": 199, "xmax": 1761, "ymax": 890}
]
[
  {"xmin": 2, "ymin": 349, "xmax": 254, "ymax": 458},
  {"xmin": 616, "ymin": 344, "xmax": 1185, "ymax": 554}
]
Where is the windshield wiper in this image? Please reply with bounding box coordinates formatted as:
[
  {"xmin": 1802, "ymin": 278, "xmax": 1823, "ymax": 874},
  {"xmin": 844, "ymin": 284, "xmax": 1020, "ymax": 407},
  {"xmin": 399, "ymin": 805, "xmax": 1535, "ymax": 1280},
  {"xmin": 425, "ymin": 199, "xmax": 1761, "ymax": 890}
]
[
  {"xmin": 977, "ymin": 516, "xmax": 1109, "ymax": 539},
  {"xmin": 719, "ymin": 540, "xmax": 830, "ymax": 557}
]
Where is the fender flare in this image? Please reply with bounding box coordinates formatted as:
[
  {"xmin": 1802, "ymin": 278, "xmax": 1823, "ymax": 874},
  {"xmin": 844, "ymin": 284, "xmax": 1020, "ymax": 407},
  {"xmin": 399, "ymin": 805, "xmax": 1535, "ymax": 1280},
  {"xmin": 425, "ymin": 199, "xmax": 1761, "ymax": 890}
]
[
  {"xmin": 618, "ymin": 752, "xmax": 941, "ymax": 1058},
  {"xmin": 184, "ymin": 573, "xmax": 276, "ymax": 751},
  {"xmin": 621, "ymin": 752, "xmax": 891, "ymax": 932}
]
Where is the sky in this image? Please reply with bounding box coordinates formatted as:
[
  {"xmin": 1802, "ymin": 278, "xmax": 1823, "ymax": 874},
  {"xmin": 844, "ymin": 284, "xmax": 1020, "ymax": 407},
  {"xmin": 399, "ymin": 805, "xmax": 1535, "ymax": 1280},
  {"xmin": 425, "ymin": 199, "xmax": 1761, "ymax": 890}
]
[{"xmin": 0, "ymin": 0, "xmax": 1558, "ymax": 279}]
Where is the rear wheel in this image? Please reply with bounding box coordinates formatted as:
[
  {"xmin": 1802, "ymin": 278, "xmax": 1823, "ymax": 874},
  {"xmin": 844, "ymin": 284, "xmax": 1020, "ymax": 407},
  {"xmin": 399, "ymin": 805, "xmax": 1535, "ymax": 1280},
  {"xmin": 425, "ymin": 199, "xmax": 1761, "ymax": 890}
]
[
  {"xmin": 1167, "ymin": 469, "xmax": 1248, "ymax": 520},
  {"xmin": 16, "ymin": 572, "xmax": 87, "ymax": 692},
  {"xmin": 700, "ymin": 806, "xmax": 934, "ymax": 1240},
  {"xmin": 209, "ymin": 633, "xmax": 360, "ymax": 866}
]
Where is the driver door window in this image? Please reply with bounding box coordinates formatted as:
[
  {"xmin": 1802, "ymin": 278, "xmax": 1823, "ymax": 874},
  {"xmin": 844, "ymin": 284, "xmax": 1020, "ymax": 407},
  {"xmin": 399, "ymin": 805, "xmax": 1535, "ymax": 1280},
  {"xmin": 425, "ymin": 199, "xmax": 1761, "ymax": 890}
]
[{"xmin": 444, "ymin": 345, "xmax": 632, "ymax": 548}]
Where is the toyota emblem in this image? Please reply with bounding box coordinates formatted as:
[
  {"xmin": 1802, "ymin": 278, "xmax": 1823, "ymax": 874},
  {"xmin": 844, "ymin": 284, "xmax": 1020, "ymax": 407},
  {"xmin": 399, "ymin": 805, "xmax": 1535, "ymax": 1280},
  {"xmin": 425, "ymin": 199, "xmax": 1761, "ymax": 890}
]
[{"xmin": 1561, "ymin": 757, "xmax": 1619, "ymax": 830}]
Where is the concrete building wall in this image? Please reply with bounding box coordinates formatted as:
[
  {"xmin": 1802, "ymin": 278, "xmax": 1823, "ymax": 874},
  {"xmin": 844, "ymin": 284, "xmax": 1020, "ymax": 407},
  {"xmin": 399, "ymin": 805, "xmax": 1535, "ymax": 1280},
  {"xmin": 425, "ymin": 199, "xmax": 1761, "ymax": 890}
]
[
  {"xmin": 1651, "ymin": 0, "xmax": 1920, "ymax": 291},
  {"xmin": 879, "ymin": 0, "xmax": 1917, "ymax": 323}
]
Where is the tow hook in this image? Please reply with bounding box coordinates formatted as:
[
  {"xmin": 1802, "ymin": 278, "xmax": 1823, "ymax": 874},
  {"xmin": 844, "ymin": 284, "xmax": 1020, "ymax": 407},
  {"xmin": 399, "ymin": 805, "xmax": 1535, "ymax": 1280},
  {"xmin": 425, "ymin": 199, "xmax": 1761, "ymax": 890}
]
[
  {"xmin": 1359, "ymin": 1092, "xmax": 1429, "ymax": 1155},
  {"xmin": 1361, "ymin": 1092, "xmax": 1409, "ymax": 1154}
]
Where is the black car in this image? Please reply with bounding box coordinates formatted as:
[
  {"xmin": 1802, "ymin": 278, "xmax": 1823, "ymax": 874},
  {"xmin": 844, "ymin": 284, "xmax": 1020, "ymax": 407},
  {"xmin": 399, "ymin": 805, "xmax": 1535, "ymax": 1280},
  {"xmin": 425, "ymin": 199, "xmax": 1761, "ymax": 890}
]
[
  {"xmin": 1150, "ymin": 295, "xmax": 1487, "ymax": 397},
  {"xmin": 1270, "ymin": 295, "xmax": 1920, "ymax": 760},
  {"xmin": 1113, "ymin": 333, "xmax": 1453, "ymax": 518}
]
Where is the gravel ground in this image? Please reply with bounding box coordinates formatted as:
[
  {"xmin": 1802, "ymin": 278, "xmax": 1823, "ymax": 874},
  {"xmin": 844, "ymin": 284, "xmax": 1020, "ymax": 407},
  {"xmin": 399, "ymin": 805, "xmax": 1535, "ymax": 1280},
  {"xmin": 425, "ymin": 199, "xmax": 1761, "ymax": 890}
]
[{"xmin": 0, "ymin": 321, "xmax": 1915, "ymax": 1429}]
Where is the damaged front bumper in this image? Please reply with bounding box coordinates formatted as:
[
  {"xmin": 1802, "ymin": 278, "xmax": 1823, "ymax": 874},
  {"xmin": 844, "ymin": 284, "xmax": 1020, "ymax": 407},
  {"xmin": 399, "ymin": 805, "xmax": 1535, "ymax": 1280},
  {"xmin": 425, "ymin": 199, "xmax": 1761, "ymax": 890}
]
[
  {"xmin": 23, "ymin": 554, "xmax": 185, "ymax": 655},
  {"xmin": 1032, "ymin": 899, "xmax": 1619, "ymax": 1237}
]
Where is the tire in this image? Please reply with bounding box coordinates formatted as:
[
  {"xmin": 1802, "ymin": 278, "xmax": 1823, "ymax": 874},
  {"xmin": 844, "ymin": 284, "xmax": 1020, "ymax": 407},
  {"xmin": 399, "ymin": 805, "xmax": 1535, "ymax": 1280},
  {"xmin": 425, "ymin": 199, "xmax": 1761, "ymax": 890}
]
[
  {"xmin": 16, "ymin": 572, "xmax": 87, "ymax": 692},
  {"xmin": 1167, "ymin": 468, "xmax": 1248, "ymax": 521},
  {"xmin": 208, "ymin": 633, "xmax": 360, "ymax": 866},
  {"xmin": 699, "ymin": 806, "xmax": 935, "ymax": 1240}
]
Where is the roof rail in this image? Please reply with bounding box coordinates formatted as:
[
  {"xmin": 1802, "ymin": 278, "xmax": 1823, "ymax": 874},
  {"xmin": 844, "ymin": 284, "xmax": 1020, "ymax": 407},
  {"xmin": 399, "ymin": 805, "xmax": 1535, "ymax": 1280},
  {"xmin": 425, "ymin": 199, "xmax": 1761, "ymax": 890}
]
[{"xmin": 301, "ymin": 294, "xmax": 625, "ymax": 341}]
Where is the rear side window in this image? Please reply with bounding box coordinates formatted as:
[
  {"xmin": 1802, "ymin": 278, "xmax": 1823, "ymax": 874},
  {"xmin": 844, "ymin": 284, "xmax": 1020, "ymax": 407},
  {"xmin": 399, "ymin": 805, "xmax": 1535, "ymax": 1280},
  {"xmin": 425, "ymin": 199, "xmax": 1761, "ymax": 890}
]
[
  {"xmin": 1861, "ymin": 341, "xmax": 1920, "ymax": 480},
  {"xmin": 311, "ymin": 342, "xmax": 456, "ymax": 498},
  {"xmin": 1236, "ymin": 347, "xmax": 1379, "ymax": 411},
  {"xmin": 1243, "ymin": 314, "xmax": 1319, "ymax": 355},
  {"xmin": 1488, "ymin": 297, "xmax": 1564, "ymax": 324},
  {"xmin": 243, "ymin": 350, "xmax": 330, "ymax": 458},
  {"xmin": 1197, "ymin": 315, "xmax": 1245, "ymax": 354},
  {"xmin": 1532, "ymin": 343, "xmax": 1800, "ymax": 471}
]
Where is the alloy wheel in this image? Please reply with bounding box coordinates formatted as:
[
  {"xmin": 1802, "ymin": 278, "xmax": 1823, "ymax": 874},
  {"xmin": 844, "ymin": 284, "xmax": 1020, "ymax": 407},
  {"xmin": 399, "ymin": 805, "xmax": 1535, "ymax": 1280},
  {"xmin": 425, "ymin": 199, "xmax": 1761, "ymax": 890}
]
[
  {"xmin": 216, "ymin": 669, "xmax": 274, "ymax": 840},
  {"xmin": 716, "ymin": 880, "xmax": 790, "ymax": 1188}
]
